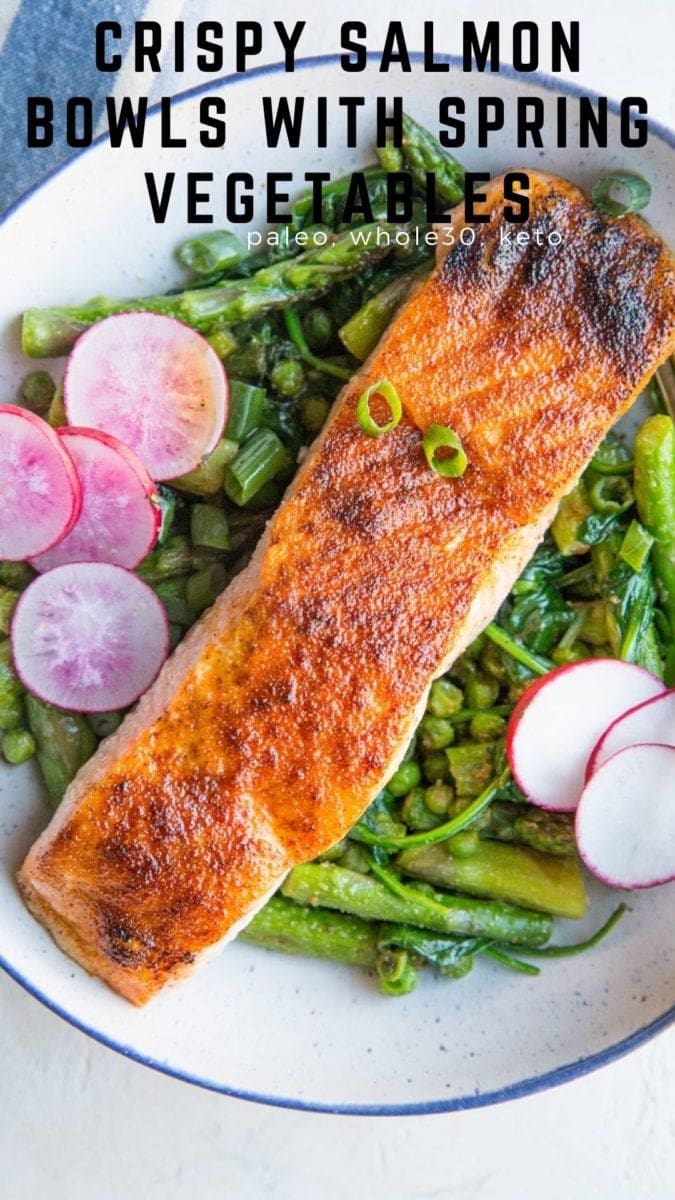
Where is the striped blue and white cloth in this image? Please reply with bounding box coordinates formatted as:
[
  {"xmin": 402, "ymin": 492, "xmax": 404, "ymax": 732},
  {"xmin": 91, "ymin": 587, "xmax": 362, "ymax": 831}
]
[{"xmin": 0, "ymin": 0, "xmax": 204, "ymax": 215}]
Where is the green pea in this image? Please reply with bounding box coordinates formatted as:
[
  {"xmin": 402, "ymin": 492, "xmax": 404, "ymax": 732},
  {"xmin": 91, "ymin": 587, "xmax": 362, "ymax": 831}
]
[
  {"xmin": 302, "ymin": 306, "xmax": 335, "ymax": 349},
  {"xmin": 387, "ymin": 759, "xmax": 422, "ymax": 797},
  {"xmin": 20, "ymin": 369, "xmax": 55, "ymax": 417},
  {"xmin": 0, "ymin": 587, "xmax": 19, "ymax": 636},
  {"xmin": 0, "ymin": 562, "xmax": 35, "ymax": 590},
  {"xmin": 418, "ymin": 714, "xmax": 455, "ymax": 751},
  {"xmin": 427, "ymin": 678, "xmax": 464, "ymax": 718},
  {"xmin": 551, "ymin": 644, "xmax": 587, "ymax": 666},
  {"xmin": 464, "ymin": 674, "xmax": 500, "ymax": 710},
  {"xmin": 336, "ymin": 842, "xmax": 372, "ymax": 874},
  {"xmin": 469, "ymin": 712, "xmax": 507, "ymax": 742},
  {"xmin": 425, "ymin": 782, "xmax": 454, "ymax": 815},
  {"xmin": 0, "ymin": 697, "xmax": 24, "ymax": 732},
  {"xmin": 448, "ymin": 830, "xmax": 480, "ymax": 859},
  {"xmin": 270, "ymin": 359, "xmax": 304, "ymax": 398},
  {"xmin": 2, "ymin": 728, "xmax": 36, "ymax": 764},
  {"xmin": 421, "ymin": 751, "xmax": 449, "ymax": 783},
  {"xmin": 300, "ymin": 395, "xmax": 331, "ymax": 434},
  {"xmin": 401, "ymin": 787, "xmax": 440, "ymax": 831},
  {"xmin": 480, "ymin": 640, "xmax": 509, "ymax": 682}
]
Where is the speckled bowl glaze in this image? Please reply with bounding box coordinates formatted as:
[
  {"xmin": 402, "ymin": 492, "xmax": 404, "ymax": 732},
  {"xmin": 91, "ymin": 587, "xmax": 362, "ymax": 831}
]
[{"xmin": 1, "ymin": 57, "xmax": 673, "ymax": 1113}]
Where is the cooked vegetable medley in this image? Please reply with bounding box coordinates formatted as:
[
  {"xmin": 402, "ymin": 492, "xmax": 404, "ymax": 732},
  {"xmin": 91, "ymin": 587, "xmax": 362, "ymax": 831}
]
[{"xmin": 3, "ymin": 115, "xmax": 674, "ymax": 994}]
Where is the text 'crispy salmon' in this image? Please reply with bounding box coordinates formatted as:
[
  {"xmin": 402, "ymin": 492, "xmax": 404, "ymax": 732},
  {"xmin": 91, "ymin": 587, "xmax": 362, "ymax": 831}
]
[{"xmin": 19, "ymin": 172, "xmax": 675, "ymax": 1003}]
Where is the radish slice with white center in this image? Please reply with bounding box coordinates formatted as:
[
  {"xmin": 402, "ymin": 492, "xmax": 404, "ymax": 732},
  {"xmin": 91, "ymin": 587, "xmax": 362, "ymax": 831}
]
[
  {"xmin": 64, "ymin": 313, "xmax": 228, "ymax": 481},
  {"xmin": 506, "ymin": 659, "xmax": 666, "ymax": 812},
  {"xmin": 0, "ymin": 405, "xmax": 81, "ymax": 560},
  {"xmin": 576, "ymin": 744, "xmax": 675, "ymax": 889},
  {"xmin": 31, "ymin": 428, "xmax": 160, "ymax": 573},
  {"xmin": 11, "ymin": 562, "xmax": 169, "ymax": 712},
  {"xmin": 587, "ymin": 690, "xmax": 675, "ymax": 778}
]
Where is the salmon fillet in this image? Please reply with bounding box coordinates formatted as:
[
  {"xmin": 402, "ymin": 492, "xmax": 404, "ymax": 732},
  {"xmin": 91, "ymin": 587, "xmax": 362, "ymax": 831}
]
[{"xmin": 19, "ymin": 171, "xmax": 675, "ymax": 1004}]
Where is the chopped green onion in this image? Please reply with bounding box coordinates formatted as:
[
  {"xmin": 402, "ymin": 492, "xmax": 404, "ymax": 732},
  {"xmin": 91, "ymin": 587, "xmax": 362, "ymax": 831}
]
[
  {"xmin": 376, "ymin": 947, "xmax": 418, "ymax": 995},
  {"xmin": 356, "ymin": 379, "xmax": 403, "ymax": 437},
  {"xmin": 172, "ymin": 437, "xmax": 239, "ymax": 497},
  {"xmin": 588, "ymin": 475, "xmax": 633, "ymax": 515},
  {"xmin": 225, "ymin": 381, "xmax": 266, "ymax": 442},
  {"xmin": 589, "ymin": 448, "xmax": 634, "ymax": 477},
  {"xmin": 422, "ymin": 425, "xmax": 468, "ymax": 478},
  {"xmin": 592, "ymin": 172, "xmax": 651, "ymax": 218},
  {"xmin": 177, "ymin": 229, "xmax": 246, "ymax": 276},
  {"xmin": 224, "ymin": 428, "xmax": 288, "ymax": 506},
  {"xmin": 619, "ymin": 520, "xmax": 654, "ymax": 573},
  {"xmin": 190, "ymin": 504, "xmax": 231, "ymax": 551},
  {"xmin": 186, "ymin": 563, "xmax": 227, "ymax": 613}
]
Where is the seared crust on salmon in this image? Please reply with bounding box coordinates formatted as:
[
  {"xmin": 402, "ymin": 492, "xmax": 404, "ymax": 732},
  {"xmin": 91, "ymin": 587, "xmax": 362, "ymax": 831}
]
[{"xmin": 19, "ymin": 171, "xmax": 675, "ymax": 1003}]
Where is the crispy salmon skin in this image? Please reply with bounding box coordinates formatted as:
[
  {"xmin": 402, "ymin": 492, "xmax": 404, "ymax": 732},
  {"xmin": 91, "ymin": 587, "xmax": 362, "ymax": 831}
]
[{"xmin": 19, "ymin": 171, "xmax": 675, "ymax": 1004}]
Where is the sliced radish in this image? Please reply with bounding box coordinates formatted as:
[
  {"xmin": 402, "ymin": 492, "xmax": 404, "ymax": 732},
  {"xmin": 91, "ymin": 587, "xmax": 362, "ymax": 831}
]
[
  {"xmin": 587, "ymin": 690, "xmax": 675, "ymax": 778},
  {"xmin": 11, "ymin": 562, "xmax": 169, "ymax": 712},
  {"xmin": 506, "ymin": 659, "xmax": 665, "ymax": 812},
  {"xmin": 0, "ymin": 405, "xmax": 81, "ymax": 561},
  {"xmin": 64, "ymin": 313, "xmax": 228, "ymax": 481},
  {"xmin": 31, "ymin": 428, "xmax": 160, "ymax": 573},
  {"xmin": 576, "ymin": 744, "xmax": 675, "ymax": 888}
]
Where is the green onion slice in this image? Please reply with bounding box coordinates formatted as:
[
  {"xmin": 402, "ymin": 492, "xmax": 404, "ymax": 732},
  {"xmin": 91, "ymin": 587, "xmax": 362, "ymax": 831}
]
[
  {"xmin": 588, "ymin": 474, "xmax": 634, "ymax": 515},
  {"xmin": 356, "ymin": 379, "xmax": 403, "ymax": 437},
  {"xmin": 422, "ymin": 425, "xmax": 468, "ymax": 477},
  {"xmin": 591, "ymin": 172, "xmax": 651, "ymax": 218}
]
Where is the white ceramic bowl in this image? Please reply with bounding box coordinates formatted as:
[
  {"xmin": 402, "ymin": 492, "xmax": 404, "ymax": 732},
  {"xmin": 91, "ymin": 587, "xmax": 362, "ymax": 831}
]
[{"xmin": 1, "ymin": 57, "xmax": 673, "ymax": 1114}]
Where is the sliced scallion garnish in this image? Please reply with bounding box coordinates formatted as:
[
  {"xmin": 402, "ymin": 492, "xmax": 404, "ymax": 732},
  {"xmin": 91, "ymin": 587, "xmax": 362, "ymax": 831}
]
[
  {"xmin": 356, "ymin": 379, "xmax": 403, "ymax": 437},
  {"xmin": 591, "ymin": 172, "xmax": 651, "ymax": 218},
  {"xmin": 422, "ymin": 424, "xmax": 468, "ymax": 477}
]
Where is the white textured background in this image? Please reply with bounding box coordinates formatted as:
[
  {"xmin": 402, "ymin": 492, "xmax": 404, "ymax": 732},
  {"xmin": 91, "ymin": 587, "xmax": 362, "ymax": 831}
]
[{"xmin": 1, "ymin": 2, "xmax": 674, "ymax": 1197}]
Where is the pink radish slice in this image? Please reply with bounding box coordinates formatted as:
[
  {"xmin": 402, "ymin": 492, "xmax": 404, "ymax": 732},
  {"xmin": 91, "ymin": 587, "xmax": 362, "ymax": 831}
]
[
  {"xmin": 576, "ymin": 744, "xmax": 675, "ymax": 888},
  {"xmin": 64, "ymin": 313, "xmax": 228, "ymax": 481},
  {"xmin": 11, "ymin": 562, "xmax": 169, "ymax": 712},
  {"xmin": 31, "ymin": 428, "xmax": 160, "ymax": 573},
  {"xmin": 506, "ymin": 659, "xmax": 665, "ymax": 812},
  {"xmin": 0, "ymin": 405, "xmax": 81, "ymax": 560},
  {"xmin": 587, "ymin": 690, "xmax": 675, "ymax": 778}
]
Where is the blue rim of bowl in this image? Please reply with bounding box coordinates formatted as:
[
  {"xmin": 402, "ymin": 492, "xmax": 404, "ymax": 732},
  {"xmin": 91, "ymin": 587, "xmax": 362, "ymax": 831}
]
[{"xmin": 1, "ymin": 53, "xmax": 674, "ymax": 1115}]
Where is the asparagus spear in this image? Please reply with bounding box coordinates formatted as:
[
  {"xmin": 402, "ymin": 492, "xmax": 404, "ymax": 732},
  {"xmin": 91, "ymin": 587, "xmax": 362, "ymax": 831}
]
[
  {"xmin": 633, "ymin": 415, "xmax": 675, "ymax": 639},
  {"xmin": 477, "ymin": 801, "xmax": 576, "ymax": 857},
  {"xmin": 378, "ymin": 113, "xmax": 465, "ymax": 206},
  {"xmin": 397, "ymin": 840, "xmax": 587, "ymax": 919},
  {"xmin": 339, "ymin": 267, "xmax": 428, "ymax": 360},
  {"xmin": 281, "ymin": 863, "xmax": 552, "ymax": 946},
  {"xmin": 22, "ymin": 225, "xmax": 399, "ymax": 358},
  {"xmin": 240, "ymin": 894, "xmax": 380, "ymax": 966}
]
